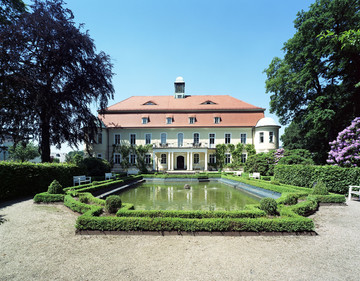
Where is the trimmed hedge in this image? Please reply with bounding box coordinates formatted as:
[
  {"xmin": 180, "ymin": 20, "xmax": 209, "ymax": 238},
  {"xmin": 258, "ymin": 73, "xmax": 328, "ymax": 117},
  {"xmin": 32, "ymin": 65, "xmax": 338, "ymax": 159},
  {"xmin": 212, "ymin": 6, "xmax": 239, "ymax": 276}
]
[
  {"xmin": 76, "ymin": 215, "xmax": 315, "ymax": 232},
  {"xmin": 33, "ymin": 172, "xmax": 344, "ymax": 233},
  {"xmin": 0, "ymin": 162, "xmax": 84, "ymax": 201},
  {"xmin": 274, "ymin": 165, "xmax": 360, "ymax": 194},
  {"xmin": 116, "ymin": 207, "xmax": 266, "ymax": 219},
  {"xmin": 33, "ymin": 192, "xmax": 65, "ymax": 203}
]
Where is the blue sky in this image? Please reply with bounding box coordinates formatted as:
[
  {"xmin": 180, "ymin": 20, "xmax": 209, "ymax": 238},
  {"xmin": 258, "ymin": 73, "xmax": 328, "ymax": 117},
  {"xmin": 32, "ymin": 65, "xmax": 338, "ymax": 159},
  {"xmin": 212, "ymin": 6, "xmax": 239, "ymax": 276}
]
[{"xmin": 37, "ymin": 0, "xmax": 315, "ymax": 152}]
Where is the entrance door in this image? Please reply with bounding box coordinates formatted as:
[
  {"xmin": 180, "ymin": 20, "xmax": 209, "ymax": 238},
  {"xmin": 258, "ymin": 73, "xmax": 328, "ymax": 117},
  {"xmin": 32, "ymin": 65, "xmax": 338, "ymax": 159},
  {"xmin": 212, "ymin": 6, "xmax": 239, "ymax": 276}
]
[{"xmin": 176, "ymin": 156, "xmax": 185, "ymax": 170}]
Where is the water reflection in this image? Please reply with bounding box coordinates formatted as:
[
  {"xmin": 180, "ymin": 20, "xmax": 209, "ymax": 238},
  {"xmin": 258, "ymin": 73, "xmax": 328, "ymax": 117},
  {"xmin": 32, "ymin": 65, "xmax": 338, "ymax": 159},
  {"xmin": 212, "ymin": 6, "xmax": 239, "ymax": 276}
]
[{"xmin": 117, "ymin": 181, "xmax": 260, "ymax": 211}]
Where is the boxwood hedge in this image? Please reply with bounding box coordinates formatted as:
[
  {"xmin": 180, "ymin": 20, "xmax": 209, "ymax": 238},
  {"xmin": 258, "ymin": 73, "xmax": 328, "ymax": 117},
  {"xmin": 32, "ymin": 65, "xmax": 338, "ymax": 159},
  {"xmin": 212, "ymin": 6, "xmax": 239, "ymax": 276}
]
[
  {"xmin": 32, "ymin": 173, "xmax": 346, "ymax": 233},
  {"xmin": 0, "ymin": 162, "xmax": 84, "ymax": 201},
  {"xmin": 274, "ymin": 165, "xmax": 360, "ymax": 194}
]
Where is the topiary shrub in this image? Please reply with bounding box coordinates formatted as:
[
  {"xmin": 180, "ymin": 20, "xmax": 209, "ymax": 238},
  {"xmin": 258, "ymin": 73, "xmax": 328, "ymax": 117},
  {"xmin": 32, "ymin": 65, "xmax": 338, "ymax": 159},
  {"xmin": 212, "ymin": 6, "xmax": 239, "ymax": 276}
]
[
  {"xmin": 92, "ymin": 181, "xmax": 99, "ymax": 186},
  {"xmin": 260, "ymin": 198, "xmax": 278, "ymax": 216},
  {"xmin": 312, "ymin": 181, "xmax": 329, "ymax": 195},
  {"xmin": 47, "ymin": 180, "xmax": 63, "ymax": 194},
  {"xmin": 105, "ymin": 195, "xmax": 122, "ymax": 213}
]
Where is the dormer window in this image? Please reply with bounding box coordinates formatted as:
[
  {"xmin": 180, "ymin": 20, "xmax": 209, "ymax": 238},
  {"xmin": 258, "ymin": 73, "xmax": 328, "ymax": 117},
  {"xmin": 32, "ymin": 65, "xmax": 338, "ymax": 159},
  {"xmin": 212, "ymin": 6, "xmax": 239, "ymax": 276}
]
[
  {"xmin": 143, "ymin": 101, "xmax": 156, "ymax": 105},
  {"xmin": 214, "ymin": 117, "xmax": 221, "ymax": 124},
  {"xmin": 166, "ymin": 117, "xmax": 172, "ymax": 124},
  {"xmin": 142, "ymin": 117, "xmax": 148, "ymax": 124},
  {"xmin": 201, "ymin": 100, "xmax": 216, "ymax": 105},
  {"xmin": 189, "ymin": 117, "xmax": 196, "ymax": 124}
]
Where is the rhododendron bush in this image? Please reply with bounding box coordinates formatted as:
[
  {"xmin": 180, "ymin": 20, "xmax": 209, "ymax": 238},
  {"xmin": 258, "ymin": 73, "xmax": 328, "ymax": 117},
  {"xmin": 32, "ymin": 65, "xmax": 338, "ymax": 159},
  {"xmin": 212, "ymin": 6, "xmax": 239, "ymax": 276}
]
[{"xmin": 327, "ymin": 117, "xmax": 360, "ymax": 167}]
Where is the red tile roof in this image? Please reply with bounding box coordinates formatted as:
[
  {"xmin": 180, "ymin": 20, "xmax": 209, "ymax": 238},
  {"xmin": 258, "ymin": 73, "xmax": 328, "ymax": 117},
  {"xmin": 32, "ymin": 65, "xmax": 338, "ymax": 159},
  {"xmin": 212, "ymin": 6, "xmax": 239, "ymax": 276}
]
[
  {"xmin": 100, "ymin": 95, "xmax": 265, "ymax": 128},
  {"xmin": 105, "ymin": 95, "xmax": 264, "ymax": 112}
]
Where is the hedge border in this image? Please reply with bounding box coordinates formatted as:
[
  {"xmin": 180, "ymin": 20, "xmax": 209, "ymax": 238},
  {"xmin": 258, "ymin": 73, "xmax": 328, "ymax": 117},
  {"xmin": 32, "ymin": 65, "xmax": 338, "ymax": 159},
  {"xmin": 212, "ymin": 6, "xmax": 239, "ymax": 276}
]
[{"xmin": 33, "ymin": 173, "xmax": 346, "ymax": 233}]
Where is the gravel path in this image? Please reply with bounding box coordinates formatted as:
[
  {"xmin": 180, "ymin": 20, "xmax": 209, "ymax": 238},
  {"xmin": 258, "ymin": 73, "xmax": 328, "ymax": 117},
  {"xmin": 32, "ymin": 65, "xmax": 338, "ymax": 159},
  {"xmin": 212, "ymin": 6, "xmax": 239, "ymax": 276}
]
[{"xmin": 1, "ymin": 198, "xmax": 360, "ymax": 281}]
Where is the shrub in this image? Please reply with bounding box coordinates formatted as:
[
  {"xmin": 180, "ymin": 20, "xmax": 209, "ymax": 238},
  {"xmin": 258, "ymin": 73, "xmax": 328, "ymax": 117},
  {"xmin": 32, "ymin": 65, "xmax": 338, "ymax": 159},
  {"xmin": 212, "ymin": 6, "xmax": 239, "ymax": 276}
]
[
  {"xmin": 47, "ymin": 180, "xmax": 63, "ymax": 194},
  {"xmin": 245, "ymin": 151, "xmax": 275, "ymax": 176},
  {"xmin": 33, "ymin": 192, "xmax": 64, "ymax": 203},
  {"xmin": 312, "ymin": 181, "xmax": 329, "ymax": 195},
  {"xmin": 271, "ymin": 180, "xmax": 280, "ymax": 185},
  {"xmin": 260, "ymin": 198, "xmax": 278, "ymax": 216},
  {"xmin": 262, "ymin": 176, "xmax": 271, "ymax": 181},
  {"xmin": 81, "ymin": 157, "xmax": 111, "ymax": 176},
  {"xmin": 105, "ymin": 195, "xmax": 122, "ymax": 213},
  {"xmin": 274, "ymin": 164, "xmax": 360, "ymax": 194},
  {"xmin": 0, "ymin": 162, "xmax": 84, "ymax": 201},
  {"xmin": 92, "ymin": 181, "xmax": 99, "ymax": 186},
  {"xmin": 327, "ymin": 117, "xmax": 360, "ymax": 167},
  {"xmin": 79, "ymin": 193, "xmax": 89, "ymax": 203}
]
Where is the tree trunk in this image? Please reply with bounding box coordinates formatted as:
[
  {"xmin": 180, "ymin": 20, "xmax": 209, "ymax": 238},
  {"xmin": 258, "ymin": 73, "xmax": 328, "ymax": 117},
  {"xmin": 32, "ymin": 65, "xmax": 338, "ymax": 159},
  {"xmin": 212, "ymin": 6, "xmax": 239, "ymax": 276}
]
[{"xmin": 40, "ymin": 113, "xmax": 51, "ymax": 163}]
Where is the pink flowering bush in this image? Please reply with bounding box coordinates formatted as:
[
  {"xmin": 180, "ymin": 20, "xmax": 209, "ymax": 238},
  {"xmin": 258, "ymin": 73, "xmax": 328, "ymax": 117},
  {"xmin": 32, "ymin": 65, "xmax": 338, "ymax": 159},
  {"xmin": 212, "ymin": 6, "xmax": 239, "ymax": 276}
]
[
  {"xmin": 274, "ymin": 148, "xmax": 285, "ymax": 164},
  {"xmin": 327, "ymin": 117, "xmax": 360, "ymax": 167}
]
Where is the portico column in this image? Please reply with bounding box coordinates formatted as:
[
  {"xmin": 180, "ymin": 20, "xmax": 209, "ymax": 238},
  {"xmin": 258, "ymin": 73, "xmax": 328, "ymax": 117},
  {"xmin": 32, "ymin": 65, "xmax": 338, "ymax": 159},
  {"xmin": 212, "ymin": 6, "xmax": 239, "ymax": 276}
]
[
  {"xmin": 168, "ymin": 152, "xmax": 171, "ymax": 170},
  {"xmin": 153, "ymin": 151, "xmax": 156, "ymax": 171},
  {"xmin": 187, "ymin": 152, "xmax": 190, "ymax": 170},
  {"xmin": 205, "ymin": 150, "xmax": 208, "ymax": 171},
  {"xmin": 171, "ymin": 152, "xmax": 174, "ymax": 170},
  {"xmin": 190, "ymin": 152, "xmax": 193, "ymax": 171}
]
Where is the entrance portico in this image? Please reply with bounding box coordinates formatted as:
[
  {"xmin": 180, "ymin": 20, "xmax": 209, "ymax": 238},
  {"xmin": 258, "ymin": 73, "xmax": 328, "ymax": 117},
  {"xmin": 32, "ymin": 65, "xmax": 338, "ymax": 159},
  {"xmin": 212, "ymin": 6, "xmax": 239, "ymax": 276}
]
[{"xmin": 153, "ymin": 147, "xmax": 214, "ymax": 171}]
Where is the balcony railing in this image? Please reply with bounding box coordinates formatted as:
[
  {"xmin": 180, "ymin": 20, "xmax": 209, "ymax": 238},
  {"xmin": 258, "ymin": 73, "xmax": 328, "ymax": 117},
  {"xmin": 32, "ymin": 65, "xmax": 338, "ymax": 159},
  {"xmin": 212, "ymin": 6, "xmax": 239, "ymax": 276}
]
[{"xmin": 153, "ymin": 142, "xmax": 216, "ymax": 149}]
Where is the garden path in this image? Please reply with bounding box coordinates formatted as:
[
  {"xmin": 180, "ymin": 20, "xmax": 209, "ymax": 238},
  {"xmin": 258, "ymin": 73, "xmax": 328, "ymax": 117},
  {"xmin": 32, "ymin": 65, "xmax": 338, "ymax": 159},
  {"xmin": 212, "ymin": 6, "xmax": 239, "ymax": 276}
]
[{"xmin": 1, "ymin": 198, "xmax": 360, "ymax": 280}]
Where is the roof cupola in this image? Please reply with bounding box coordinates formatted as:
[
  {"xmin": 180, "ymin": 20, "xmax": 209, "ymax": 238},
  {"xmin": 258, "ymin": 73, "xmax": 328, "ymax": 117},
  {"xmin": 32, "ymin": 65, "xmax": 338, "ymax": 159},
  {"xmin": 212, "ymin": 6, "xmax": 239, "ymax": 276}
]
[{"xmin": 174, "ymin": 76, "xmax": 185, "ymax": 99}]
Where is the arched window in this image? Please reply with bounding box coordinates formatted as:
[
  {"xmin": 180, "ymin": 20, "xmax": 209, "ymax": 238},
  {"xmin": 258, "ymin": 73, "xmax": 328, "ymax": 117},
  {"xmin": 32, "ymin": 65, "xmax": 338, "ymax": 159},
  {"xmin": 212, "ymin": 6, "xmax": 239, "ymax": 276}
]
[
  {"xmin": 178, "ymin": 133, "xmax": 183, "ymax": 147},
  {"xmin": 160, "ymin": 133, "xmax": 167, "ymax": 145}
]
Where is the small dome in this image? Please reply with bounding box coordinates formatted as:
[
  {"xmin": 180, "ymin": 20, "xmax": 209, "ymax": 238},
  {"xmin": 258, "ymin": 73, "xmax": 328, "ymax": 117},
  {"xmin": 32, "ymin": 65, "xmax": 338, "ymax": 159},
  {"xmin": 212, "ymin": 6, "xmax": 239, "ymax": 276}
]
[
  {"xmin": 256, "ymin": 117, "xmax": 280, "ymax": 128},
  {"xmin": 175, "ymin": 76, "xmax": 184, "ymax": 83}
]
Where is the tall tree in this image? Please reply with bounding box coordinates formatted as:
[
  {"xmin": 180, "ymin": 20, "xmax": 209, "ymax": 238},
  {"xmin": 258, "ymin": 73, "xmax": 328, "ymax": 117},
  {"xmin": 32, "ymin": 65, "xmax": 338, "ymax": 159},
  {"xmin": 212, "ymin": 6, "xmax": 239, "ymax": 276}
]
[
  {"xmin": 264, "ymin": 0, "xmax": 360, "ymax": 163},
  {"xmin": 0, "ymin": 0, "xmax": 114, "ymax": 162},
  {"xmin": 0, "ymin": 0, "xmax": 26, "ymax": 25}
]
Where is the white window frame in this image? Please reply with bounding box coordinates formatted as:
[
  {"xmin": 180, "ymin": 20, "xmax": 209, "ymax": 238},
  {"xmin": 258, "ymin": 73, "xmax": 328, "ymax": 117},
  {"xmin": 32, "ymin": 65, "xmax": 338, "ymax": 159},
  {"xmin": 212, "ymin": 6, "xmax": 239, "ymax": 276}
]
[
  {"xmin": 130, "ymin": 133, "xmax": 136, "ymax": 145},
  {"xmin": 194, "ymin": 153, "xmax": 200, "ymax": 164},
  {"xmin": 189, "ymin": 117, "xmax": 195, "ymax": 124},
  {"xmin": 114, "ymin": 153, "xmax": 121, "ymax": 164},
  {"xmin": 142, "ymin": 117, "xmax": 148, "ymax": 124},
  {"xmin": 260, "ymin": 132, "xmax": 264, "ymax": 143},
  {"xmin": 129, "ymin": 154, "xmax": 136, "ymax": 165},
  {"xmin": 114, "ymin": 134, "xmax": 121, "ymax": 145},
  {"xmin": 225, "ymin": 153, "xmax": 231, "ymax": 164},
  {"xmin": 193, "ymin": 132, "xmax": 200, "ymax": 145},
  {"xmin": 225, "ymin": 133, "xmax": 231, "ymax": 144},
  {"xmin": 145, "ymin": 133, "xmax": 152, "ymax": 145},
  {"xmin": 209, "ymin": 154, "xmax": 216, "ymax": 164},
  {"xmin": 161, "ymin": 153, "xmax": 167, "ymax": 164},
  {"xmin": 160, "ymin": 132, "xmax": 167, "ymax": 145},
  {"xmin": 209, "ymin": 133, "xmax": 215, "ymax": 148},
  {"xmin": 241, "ymin": 153, "xmax": 247, "ymax": 163},
  {"xmin": 97, "ymin": 153, "xmax": 102, "ymax": 159},
  {"xmin": 214, "ymin": 117, "xmax": 221, "ymax": 124},
  {"xmin": 240, "ymin": 133, "xmax": 247, "ymax": 144},
  {"xmin": 177, "ymin": 132, "xmax": 184, "ymax": 147},
  {"xmin": 269, "ymin": 131, "xmax": 274, "ymax": 143},
  {"xmin": 145, "ymin": 154, "xmax": 151, "ymax": 165},
  {"xmin": 166, "ymin": 117, "xmax": 172, "ymax": 124}
]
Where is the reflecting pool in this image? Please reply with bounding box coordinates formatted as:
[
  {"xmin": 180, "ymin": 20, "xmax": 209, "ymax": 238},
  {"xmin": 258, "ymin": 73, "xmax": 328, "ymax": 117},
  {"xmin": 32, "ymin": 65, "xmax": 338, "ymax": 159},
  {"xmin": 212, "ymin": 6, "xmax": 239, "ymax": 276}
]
[{"xmin": 117, "ymin": 181, "xmax": 261, "ymax": 211}]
